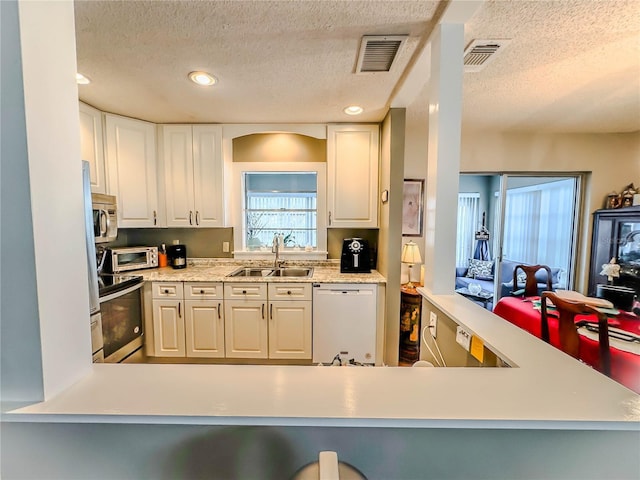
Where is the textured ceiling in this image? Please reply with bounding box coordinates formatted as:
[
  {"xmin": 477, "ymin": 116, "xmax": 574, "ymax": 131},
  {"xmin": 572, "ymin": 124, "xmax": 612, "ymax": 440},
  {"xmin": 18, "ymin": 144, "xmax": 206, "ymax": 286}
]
[{"xmin": 75, "ymin": 0, "xmax": 640, "ymax": 133}]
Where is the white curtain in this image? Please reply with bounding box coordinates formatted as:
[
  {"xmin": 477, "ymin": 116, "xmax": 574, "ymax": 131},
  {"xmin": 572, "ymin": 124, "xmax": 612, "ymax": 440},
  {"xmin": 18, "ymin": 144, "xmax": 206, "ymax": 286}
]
[
  {"xmin": 246, "ymin": 193, "xmax": 317, "ymax": 247},
  {"xmin": 456, "ymin": 193, "xmax": 480, "ymax": 267},
  {"xmin": 502, "ymin": 179, "xmax": 574, "ymax": 273}
]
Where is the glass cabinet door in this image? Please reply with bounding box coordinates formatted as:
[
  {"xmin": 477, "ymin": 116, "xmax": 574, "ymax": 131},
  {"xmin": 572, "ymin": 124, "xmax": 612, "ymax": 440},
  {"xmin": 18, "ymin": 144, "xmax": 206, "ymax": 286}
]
[{"xmin": 617, "ymin": 221, "xmax": 640, "ymax": 265}]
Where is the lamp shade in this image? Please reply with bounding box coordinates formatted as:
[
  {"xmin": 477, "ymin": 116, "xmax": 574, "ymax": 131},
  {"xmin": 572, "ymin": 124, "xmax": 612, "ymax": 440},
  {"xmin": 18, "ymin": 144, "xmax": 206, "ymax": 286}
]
[{"xmin": 401, "ymin": 241, "xmax": 422, "ymax": 264}]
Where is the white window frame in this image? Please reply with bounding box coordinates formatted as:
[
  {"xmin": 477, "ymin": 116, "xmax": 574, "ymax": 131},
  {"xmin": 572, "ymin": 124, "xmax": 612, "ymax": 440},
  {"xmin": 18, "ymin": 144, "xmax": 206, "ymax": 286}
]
[{"xmin": 231, "ymin": 162, "xmax": 328, "ymax": 260}]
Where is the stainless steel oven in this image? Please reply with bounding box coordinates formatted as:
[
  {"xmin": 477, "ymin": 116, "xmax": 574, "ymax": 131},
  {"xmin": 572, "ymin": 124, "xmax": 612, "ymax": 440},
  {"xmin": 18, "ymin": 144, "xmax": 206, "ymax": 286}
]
[{"xmin": 99, "ymin": 274, "xmax": 144, "ymax": 363}]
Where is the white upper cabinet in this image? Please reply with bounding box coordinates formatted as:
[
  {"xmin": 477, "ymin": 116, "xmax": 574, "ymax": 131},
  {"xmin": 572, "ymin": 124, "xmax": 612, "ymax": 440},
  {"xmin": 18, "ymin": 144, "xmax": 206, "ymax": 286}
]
[
  {"xmin": 327, "ymin": 124, "xmax": 380, "ymax": 228},
  {"xmin": 160, "ymin": 125, "xmax": 223, "ymax": 227},
  {"xmin": 105, "ymin": 113, "xmax": 160, "ymax": 227},
  {"xmin": 78, "ymin": 102, "xmax": 106, "ymax": 193}
]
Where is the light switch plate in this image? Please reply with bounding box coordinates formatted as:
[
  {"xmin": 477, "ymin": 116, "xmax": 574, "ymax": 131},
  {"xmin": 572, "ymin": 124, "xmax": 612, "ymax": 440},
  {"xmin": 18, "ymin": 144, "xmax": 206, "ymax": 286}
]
[{"xmin": 222, "ymin": 242, "xmax": 230, "ymax": 253}]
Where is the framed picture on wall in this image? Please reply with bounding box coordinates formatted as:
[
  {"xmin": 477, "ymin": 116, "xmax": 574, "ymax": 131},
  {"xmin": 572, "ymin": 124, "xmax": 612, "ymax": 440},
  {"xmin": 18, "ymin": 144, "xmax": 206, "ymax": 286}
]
[{"xmin": 402, "ymin": 179, "xmax": 424, "ymax": 236}]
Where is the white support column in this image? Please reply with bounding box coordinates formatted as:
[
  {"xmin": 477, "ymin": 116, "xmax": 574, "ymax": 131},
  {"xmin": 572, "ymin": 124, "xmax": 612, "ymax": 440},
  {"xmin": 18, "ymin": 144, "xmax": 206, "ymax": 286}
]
[
  {"xmin": 423, "ymin": 23, "xmax": 464, "ymax": 294},
  {"xmin": 15, "ymin": 0, "xmax": 92, "ymax": 400}
]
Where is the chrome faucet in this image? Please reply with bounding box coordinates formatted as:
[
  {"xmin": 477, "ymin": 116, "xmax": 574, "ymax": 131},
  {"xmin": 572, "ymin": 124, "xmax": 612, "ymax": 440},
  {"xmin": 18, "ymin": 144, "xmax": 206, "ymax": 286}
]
[{"xmin": 272, "ymin": 233, "xmax": 285, "ymax": 268}]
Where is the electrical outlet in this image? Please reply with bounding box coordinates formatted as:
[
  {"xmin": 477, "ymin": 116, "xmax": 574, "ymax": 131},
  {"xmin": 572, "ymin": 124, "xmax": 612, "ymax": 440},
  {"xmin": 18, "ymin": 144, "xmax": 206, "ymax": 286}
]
[
  {"xmin": 456, "ymin": 326, "xmax": 472, "ymax": 351},
  {"xmin": 222, "ymin": 242, "xmax": 230, "ymax": 253},
  {"xmin": 429, "ymin": 311, "xmax": 437, "ymax": 338}
]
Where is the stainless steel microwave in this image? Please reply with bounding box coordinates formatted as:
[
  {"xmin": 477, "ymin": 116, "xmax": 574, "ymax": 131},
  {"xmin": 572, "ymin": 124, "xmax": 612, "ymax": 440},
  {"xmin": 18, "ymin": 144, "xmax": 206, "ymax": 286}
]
[
  {"xmin": 91, "ymin": 193, "xmax": 117, "ymax": 243},
  {"xmin": 104, "ymin": 246, "xmax": 158, "ymax": 273}
]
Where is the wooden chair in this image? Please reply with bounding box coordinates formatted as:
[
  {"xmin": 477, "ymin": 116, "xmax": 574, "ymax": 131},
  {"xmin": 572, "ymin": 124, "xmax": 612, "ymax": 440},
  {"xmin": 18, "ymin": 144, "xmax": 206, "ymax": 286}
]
[
  {"xmin": 511, "ymin": 264, "xmax": 552, "ymax": 297},
  {"xmin": 541, "ymin": 291, "xmax": 611, "ymax": 376}
]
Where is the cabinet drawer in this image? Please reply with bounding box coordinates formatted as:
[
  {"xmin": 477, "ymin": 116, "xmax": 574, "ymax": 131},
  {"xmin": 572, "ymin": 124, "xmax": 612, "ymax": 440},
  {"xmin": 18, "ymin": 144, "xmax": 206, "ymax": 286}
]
[
  {"xmin": 268, "ymin": 283, "xmax": 311, "ymax": 300},
  {"xmin": 185, "ymin": 282, "xmax": 223, "ymax": 300},
  {"xmin": 224, "ymin": 283, "xmax": 267, "ymax": 300},
  {"xmin": 152, "ymin": 282, "xmax": 184, "ymax": 299}
]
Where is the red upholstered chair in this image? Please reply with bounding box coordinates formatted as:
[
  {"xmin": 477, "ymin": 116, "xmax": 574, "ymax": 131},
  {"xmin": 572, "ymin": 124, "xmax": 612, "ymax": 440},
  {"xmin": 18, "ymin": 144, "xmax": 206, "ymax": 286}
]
[
  {"xmin": 511, "ymin": 264, "xmax": 552, "ymax": 297},
  {"xmin": 540, "ymin": 291, "xmax": 611, "ymax": 376}
]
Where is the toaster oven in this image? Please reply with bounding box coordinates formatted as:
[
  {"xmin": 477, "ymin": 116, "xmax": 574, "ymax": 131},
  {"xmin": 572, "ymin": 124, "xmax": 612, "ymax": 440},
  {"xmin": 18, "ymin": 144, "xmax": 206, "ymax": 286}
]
[{"xmin": 104, "ymin": 246, "xmax": 158, "ymax": 273}]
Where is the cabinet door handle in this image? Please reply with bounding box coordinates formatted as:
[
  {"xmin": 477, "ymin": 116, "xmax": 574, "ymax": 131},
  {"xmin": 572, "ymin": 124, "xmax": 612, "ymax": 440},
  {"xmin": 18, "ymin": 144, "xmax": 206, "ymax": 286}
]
[
  {"xmin": 196, "ymin": 211, "xmax": 200, "ymax": 225},
  {"xmin": 261, "ymin": 303, "xmax": 265, "ymax": 320},
  {"xmin": 164, "ymin": 289, "xmax": 170, "ymax": 294},
  {"xmin": 287, "ymin": 290, "xmax": 292, "ymax": 295},
  {"xmin": 242, "ymin": 290, "xmax": 247, "ymax": 295},
  {"xmin": 328, "ymin": 211, "xmax": 332, "ymax": 226},
  {"xmin": 178, "ymin": 302, "xmax": 181, "ymax": 318},
  {"xmin": 153, "ymin": 210, "xmax": 157, "ymax": 225},
  {"xmin": 189, "ymin": 210, "xmax": 193, "ymax": 225},
  {"xmin": 200, "ymin": 289, "xmax": 205, "ymax": 294},
  {"xmin": 217, "ymin": 303, "xmax": 221, "ymax": 320}
]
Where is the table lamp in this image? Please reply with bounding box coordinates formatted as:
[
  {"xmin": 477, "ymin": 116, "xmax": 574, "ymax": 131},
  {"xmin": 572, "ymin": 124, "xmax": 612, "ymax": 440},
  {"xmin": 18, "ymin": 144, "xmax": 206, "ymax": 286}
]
[{"xmin": 401, "ymin": 241, "xmax": 422, "ymax": 288}]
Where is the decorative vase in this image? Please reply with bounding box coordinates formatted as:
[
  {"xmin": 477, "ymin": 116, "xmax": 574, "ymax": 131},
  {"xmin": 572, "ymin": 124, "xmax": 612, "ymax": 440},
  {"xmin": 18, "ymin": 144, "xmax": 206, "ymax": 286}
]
[{"xmin": 468, "ymin": 283, "xmax": 482, "ymax": 295}]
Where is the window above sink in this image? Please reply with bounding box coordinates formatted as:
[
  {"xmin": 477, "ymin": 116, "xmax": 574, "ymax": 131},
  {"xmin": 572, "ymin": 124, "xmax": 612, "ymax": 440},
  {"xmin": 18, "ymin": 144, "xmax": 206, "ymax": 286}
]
[{"xmin": 230, "ymin": 160, "xmax": 328, "ymax": 259}]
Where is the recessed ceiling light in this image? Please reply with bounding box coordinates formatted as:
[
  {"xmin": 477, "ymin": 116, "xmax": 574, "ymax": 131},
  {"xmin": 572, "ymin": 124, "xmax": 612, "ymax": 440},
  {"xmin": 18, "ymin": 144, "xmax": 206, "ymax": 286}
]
[
  {"xmin": 188, "ymin": 71, "xmax": 217, "ymax": 86},
  {"xmin": 344, "ymin": 105, "xmax": 363, "ymax": 115},
  {"xmin": 76, "ymin": 73, "xmax": 91, "ymax": 85}
]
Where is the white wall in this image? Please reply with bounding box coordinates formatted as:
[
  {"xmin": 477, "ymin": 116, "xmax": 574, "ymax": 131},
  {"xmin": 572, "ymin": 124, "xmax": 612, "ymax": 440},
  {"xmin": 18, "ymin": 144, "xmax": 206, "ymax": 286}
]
[{"xmin": 403, "ymin": 97, "xmax": 429, "ymax": 285}]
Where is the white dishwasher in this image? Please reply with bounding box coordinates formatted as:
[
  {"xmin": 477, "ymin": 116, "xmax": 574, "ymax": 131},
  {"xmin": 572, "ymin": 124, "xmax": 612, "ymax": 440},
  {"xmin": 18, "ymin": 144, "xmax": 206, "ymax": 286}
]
[{"xmin": 312, "ymin": 283, "xmax": 377, "ymax": 365}]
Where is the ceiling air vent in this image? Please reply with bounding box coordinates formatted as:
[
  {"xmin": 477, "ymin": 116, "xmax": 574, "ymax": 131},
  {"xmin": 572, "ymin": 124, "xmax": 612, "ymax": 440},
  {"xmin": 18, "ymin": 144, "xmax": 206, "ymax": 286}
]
[
  {"xmin": 355, "ymin": 35, "xmax": 408, "ymax": 74},
  {"xmin": 463, "ymin": 39, "xmax": 511, "ymax": 72}
]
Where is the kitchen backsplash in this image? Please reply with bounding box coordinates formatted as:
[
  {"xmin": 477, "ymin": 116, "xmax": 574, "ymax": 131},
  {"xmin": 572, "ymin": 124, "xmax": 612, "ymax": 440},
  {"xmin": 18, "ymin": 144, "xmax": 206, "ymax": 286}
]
[
  {"xmin": 113, "ymin": 228, "xmax": 234, "ymax": 258},
  {"xmin": 115, "ymin": 227, "xmax": 379, "ymax": 263}
]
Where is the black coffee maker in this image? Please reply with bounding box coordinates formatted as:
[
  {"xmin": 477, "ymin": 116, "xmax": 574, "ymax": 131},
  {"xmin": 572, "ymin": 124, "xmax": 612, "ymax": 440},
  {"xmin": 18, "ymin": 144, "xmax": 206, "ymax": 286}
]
[
  {"xmin": 167, "ymin": 243, "xmax": 187, "ymax": 269},
  {"xmin": 340, "ymin": 238, "xmax": 371, "ymax": 273}
]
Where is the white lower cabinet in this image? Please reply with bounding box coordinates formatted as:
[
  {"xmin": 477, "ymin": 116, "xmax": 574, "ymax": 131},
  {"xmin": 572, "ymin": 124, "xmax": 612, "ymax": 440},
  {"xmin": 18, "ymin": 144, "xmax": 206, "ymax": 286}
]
[
  {"xmin": 150, "ymin": 281, "xmax": 313, "ymax": 361},
  {"xmin": 185, "ymin": 300, "xmax": 224, "ymax": 358},
  {"xmin": 224, "ymin": 300, "xmax": 268, "ymax": 358},
  {"xmin": 153, "ymin": 299, "xmax": 185, "ymax": 357},
  {"xmin": 150, "ymin": 282, "xmax": 224, "ymax": 358},
  {"xmin": 268, "ymin": 300, "xmax": 312, "ymax": 359},
  {"xmin": 224, "ymin": 282, "xmax": 312, "ymax": 360}
]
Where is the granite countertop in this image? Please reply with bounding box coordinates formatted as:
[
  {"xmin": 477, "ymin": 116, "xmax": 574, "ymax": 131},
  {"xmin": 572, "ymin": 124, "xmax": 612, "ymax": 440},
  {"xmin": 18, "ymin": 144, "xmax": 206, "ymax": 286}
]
[{"xmin": 139, "ymin": 259, "xmax": 386, "ymax": 284}]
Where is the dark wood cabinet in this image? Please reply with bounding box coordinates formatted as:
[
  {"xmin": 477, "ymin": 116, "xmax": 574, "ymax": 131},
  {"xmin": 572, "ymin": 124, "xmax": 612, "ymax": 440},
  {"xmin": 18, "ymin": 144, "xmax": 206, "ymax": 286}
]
[
  {"xmin": 588, "ymin": 206, "xmax": 640, "ymax": 297},
  {"xmin": 399, "ymin": 284, "xmax": 422, "ymax": 366}
]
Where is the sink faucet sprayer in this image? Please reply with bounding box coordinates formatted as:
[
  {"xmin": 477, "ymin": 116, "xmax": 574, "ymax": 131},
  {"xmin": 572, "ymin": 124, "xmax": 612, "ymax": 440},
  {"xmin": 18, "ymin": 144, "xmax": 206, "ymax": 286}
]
[{"xmin": 272, "ymin": 233, "xmax": 285, "ymax": 268}]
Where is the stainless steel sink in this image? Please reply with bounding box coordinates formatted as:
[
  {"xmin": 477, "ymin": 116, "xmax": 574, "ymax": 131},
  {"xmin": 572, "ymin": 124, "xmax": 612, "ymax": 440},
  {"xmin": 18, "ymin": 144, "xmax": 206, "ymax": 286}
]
[
  {"xmin": 226, "ymin": 267, "xmax": 275, "ymax": 277},
  {"xmin": 269, "ymin": 267, "xmax": 314, "ymax": 277},
  {"xmin": 226, "ymin": 266, "xmax": 314, "ymax": 278}
]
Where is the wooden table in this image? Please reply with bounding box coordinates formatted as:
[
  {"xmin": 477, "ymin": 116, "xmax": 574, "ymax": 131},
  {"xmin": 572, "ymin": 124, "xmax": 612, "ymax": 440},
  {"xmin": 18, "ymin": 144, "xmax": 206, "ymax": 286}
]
[{"xmin": 493, "ymin": 296, "xmax": 640, "ymax": 393}]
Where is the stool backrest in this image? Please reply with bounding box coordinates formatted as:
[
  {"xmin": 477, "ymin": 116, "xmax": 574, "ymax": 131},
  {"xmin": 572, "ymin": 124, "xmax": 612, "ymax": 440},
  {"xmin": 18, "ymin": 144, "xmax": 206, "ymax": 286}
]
[
  {"xmin": 512, "ymin": 264, "xmax": 552, "ymax": 297},
  {"xmin": 541, "ymin": 291, "xmax": 611, "ymax": 376}
]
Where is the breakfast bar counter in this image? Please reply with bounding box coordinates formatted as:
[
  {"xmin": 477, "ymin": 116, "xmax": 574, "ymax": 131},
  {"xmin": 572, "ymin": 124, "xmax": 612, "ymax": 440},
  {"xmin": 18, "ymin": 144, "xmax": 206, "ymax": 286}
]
[{"xmin": 4, "ymin": 287, "xmax": 639, "ymax": 430}]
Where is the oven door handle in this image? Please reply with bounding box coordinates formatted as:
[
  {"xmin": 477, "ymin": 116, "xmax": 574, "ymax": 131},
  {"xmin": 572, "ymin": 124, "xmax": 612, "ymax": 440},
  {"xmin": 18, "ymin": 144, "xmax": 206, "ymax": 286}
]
[{"xmin": 99, "ymin": 281, "xmax": 143, "ymax": 303}]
